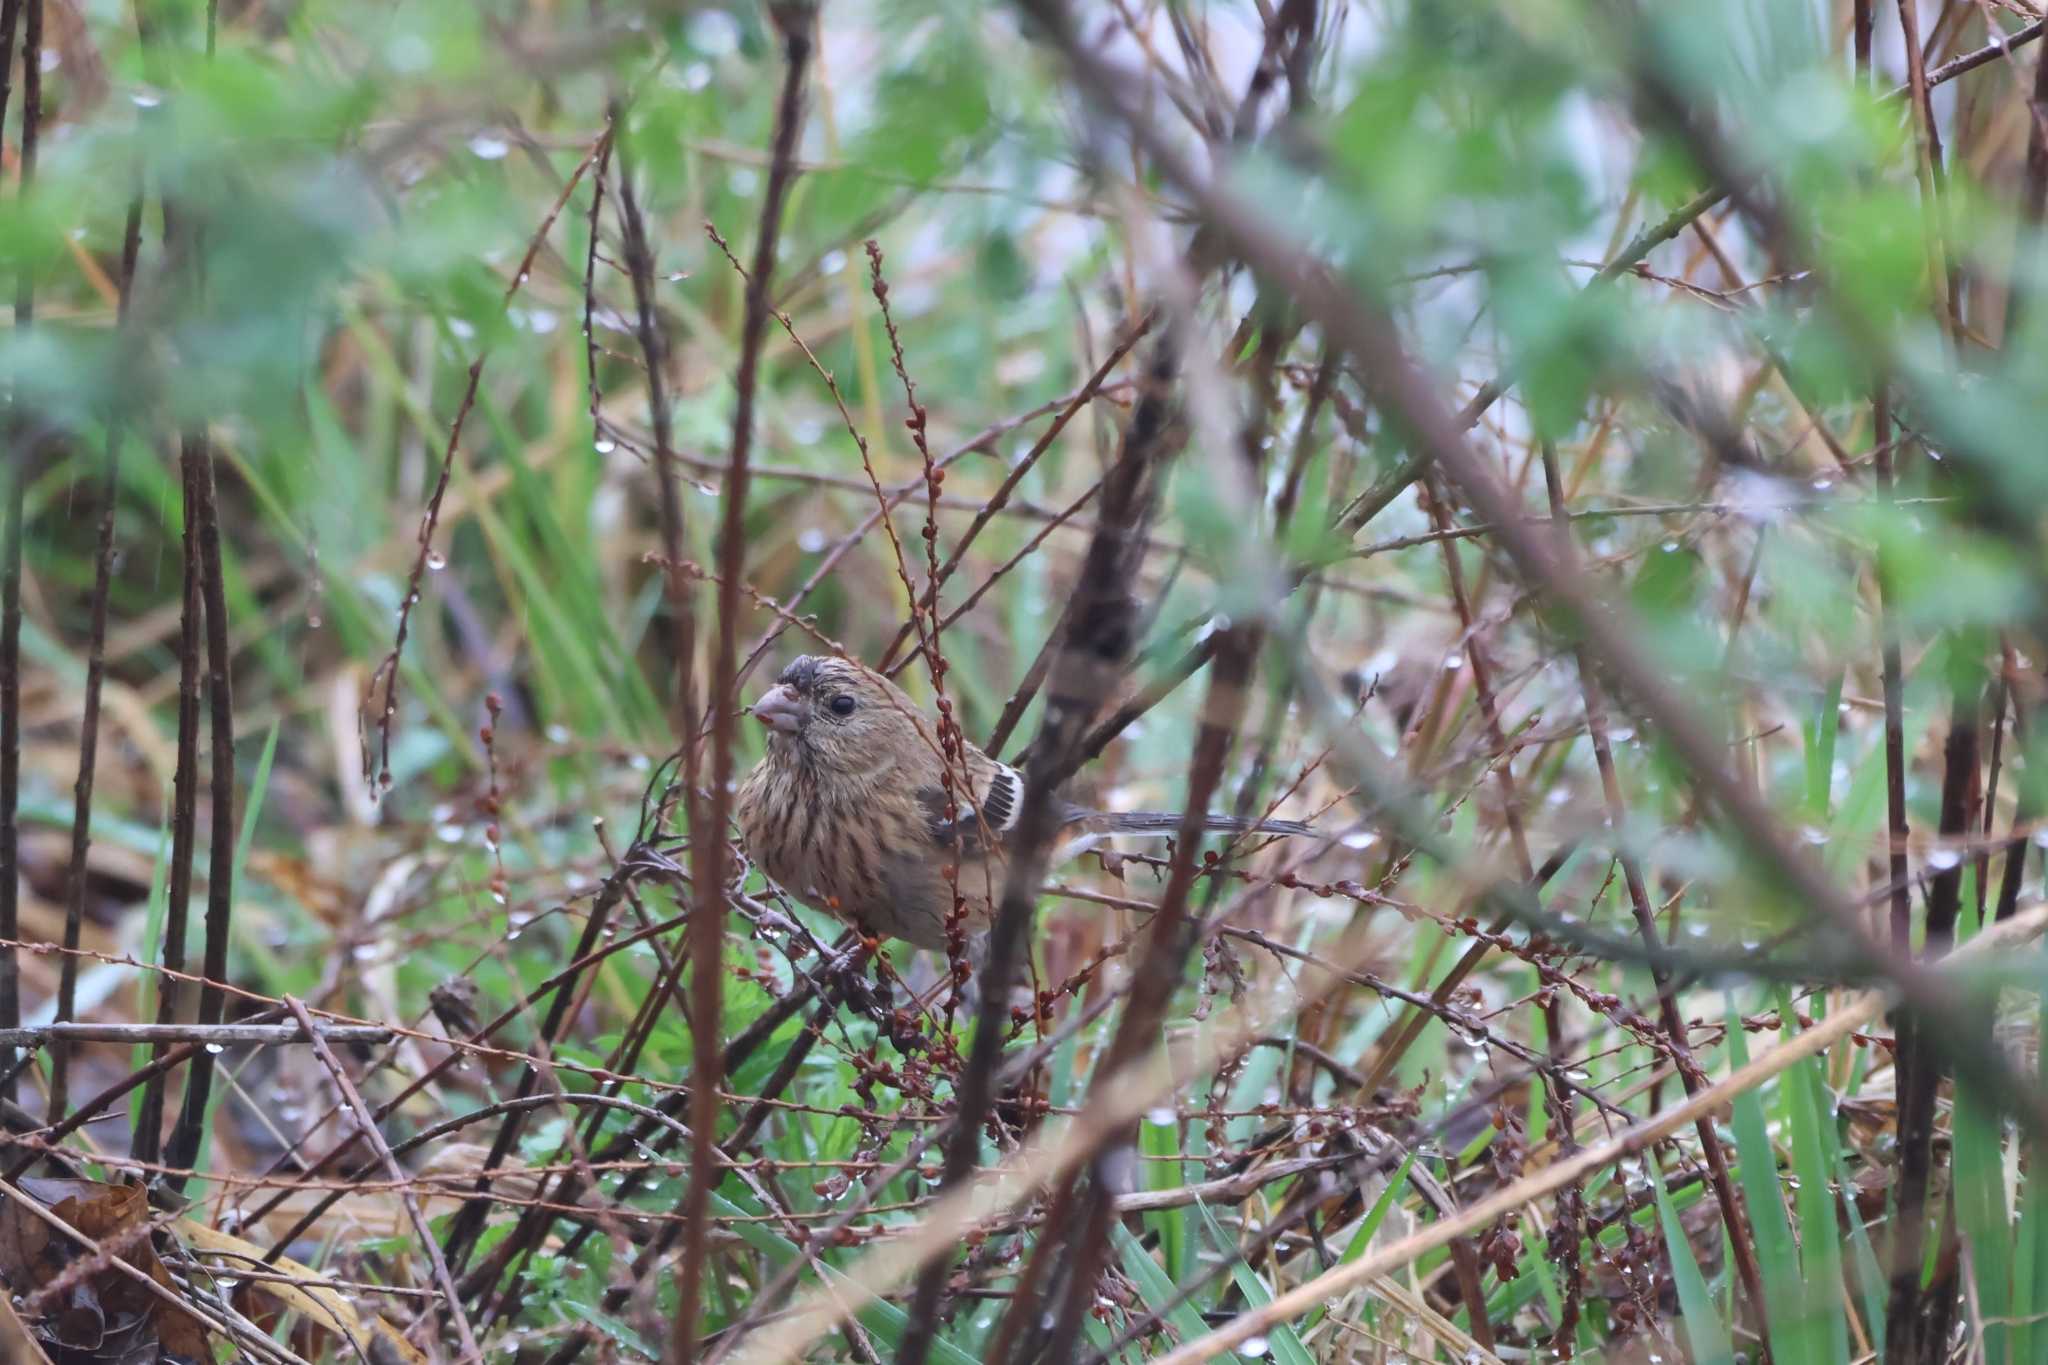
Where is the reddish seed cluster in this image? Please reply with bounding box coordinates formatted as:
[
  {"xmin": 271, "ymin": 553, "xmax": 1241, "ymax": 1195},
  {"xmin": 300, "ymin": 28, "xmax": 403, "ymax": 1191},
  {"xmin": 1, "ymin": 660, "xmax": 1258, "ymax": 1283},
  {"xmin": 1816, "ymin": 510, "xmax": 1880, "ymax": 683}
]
[
  {"xmin": 1479, "ymin": 1222, "xmax": 1523, "ymax": 1281},
  {"xmin": 478, "ymin": 691, "xmax": 509, "ymax": 903}
]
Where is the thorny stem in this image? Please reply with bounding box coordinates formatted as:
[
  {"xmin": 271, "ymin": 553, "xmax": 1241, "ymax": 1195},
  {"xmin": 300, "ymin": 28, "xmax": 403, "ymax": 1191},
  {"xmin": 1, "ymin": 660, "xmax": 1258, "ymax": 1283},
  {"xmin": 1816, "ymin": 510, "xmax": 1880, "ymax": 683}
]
[
  {"xmin": 616, "ymin": 118, "xmax": 696, "ymax": 740},
  {"xmin": 860, "ymin": 239, "xmax": 979, "ymax": 1011},
  {"xmin": 364, "ymin": 131, "xmax": 610, "ymax": 793},
  {"xmin": 875, "ymin": 312, "xmax": 1157, "ymax": 676},
  {"xmin": 731, "ymin": 383, "xmax": 1134, "ymax": 693}
]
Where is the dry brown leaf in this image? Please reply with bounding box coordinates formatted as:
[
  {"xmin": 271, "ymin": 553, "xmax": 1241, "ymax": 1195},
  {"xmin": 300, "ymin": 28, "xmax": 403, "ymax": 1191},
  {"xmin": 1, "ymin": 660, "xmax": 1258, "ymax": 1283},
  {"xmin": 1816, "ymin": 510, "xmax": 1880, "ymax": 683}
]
[
  {"xmin": 177, "ymin": 1219, "xmax": 427, "ymax": 1365},
  {"xmin": 0, "ymin": 1178, "xmax": 210, "ymax": 1362}
]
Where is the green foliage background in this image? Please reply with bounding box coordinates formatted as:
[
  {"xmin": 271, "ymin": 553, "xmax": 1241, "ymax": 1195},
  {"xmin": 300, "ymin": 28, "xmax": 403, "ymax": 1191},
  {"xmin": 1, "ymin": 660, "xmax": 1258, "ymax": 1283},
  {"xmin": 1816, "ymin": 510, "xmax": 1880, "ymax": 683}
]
[{"xmin": 13, "ymin": 0, "xmax": 2048, "ymax": 1360}]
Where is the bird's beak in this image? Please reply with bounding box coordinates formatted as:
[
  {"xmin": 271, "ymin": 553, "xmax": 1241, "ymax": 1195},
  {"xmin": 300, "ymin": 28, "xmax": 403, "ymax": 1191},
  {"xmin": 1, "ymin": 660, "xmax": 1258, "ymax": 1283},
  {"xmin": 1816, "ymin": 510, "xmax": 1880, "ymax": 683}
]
[{"xmin": 751, "ymin": 683, "xmax": 803, "ymax": 734}]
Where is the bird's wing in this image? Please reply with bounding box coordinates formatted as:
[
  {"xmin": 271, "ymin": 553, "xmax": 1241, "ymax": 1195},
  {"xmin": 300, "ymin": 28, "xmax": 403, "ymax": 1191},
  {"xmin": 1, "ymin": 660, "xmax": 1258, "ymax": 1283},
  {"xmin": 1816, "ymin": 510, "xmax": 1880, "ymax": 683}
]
[{"xmin": 914, "ymin": 746, "xmax": 1027, "ymax": 855}]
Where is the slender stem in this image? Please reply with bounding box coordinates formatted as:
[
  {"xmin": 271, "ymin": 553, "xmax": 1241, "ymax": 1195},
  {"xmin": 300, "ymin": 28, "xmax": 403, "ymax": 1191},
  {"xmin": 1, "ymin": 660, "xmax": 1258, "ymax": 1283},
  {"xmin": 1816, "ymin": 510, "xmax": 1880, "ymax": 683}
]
[
  {"xmin": 671, "ymin": 12, "xmax": 813, "ymax": 1362},
  {"xmin": 0, "ymin": 0, "xmax": 34, "ymax": 1112},
  {"xmin": 0, "ymin": 1023, "xmax": 390, "ymax": 1047},
  {"xmin": 616, "ymin": 118, "xmax": 695, "ymax": 739},
  {"xmin": 134, "ymin": 446, "xmax": 205, "ymax": 1168},
  {"xmin": 50, "ymin": 193, "xmax": 143, "ymax": 1125},
  {"xmin": 162, "ymin": 432, "xmax": 236, "ymax": 1188},
  {"xmin": 0, "ymin": 446, "xmax": 19, "ymax": 1108}
]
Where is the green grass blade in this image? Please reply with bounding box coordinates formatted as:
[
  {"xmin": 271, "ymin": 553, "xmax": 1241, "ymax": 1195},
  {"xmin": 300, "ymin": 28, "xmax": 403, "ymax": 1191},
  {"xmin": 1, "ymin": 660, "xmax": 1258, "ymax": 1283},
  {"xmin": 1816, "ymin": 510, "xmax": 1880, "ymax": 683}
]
[
  {"xmin": 1725, "ymin": 999, "xmax": 1815, "ymax": 1360},
  {"xmin": 232, "ymin": 720, "xmax": 280, "ymax": 887},
  {"xmin": 1955, "ymin": 1058, "xmax": 2016, "ymax": 1364},
  {"xmin": 1776, "ymin": 997, "xmax": 1848, "ymax": 1363},
  {"xmin": 1803, "ymin": 669, "xmax": 1842, "ymax": 816},
  {"xmin": 1654, "ymin": 1158, "xmax": 1736, "ymax": 1365},
  {"xmin": 1111, "ymin": 1220, "xmax": 1241, "ymax": 1363},
  {"xmin": 1305, "ymin": 1150, "xmax": 1414, "ymax": 1333},
  {"xmin": 1192, "ymin": 1198, "xmax": 1315, "ymax": 1365},
  {"xmin": 1142, "ymin": 1110, "xmax": 1188, "ymax": 1281},
  {"xmin": 127, "ymin": 802, "xmax": 174, "ymax": 1131},
  {"xmin": 1834, "ymin": 1141, "xmax": 1888, "ymax": 1362}
]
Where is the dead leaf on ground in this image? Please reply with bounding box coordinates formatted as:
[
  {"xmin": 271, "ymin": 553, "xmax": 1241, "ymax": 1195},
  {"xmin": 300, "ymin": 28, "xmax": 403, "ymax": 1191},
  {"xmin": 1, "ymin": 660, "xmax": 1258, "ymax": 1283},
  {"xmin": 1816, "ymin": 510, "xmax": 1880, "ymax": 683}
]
[
  {"xmin": 177, "ymin": 1220, "xmax": 426, "ymax": 1365},
  {"xmin": 0, "ymin": 1178, "xmax": 208, "ymax": 1363}
]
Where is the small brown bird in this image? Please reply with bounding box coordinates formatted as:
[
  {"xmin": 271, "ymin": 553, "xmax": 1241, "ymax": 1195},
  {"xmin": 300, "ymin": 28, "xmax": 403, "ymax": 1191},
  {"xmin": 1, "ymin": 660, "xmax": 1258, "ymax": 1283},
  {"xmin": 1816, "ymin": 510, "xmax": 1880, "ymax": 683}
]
[{"xmin": 734, "ymin": 654, "xmax": 1314, "ymax": 950}]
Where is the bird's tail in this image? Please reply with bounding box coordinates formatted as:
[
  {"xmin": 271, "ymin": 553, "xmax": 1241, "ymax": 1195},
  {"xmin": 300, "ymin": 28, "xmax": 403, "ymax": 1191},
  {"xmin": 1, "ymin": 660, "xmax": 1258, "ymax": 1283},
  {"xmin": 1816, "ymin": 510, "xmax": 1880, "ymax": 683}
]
[{"xmin": 1071, "ymin": 809, "xmax": 1315, "ymax": 839}]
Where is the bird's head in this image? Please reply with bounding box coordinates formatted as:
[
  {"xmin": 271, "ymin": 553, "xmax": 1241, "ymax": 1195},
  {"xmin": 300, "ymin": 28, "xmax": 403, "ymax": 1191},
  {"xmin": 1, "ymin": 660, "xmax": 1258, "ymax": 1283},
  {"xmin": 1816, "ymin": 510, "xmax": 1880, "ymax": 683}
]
[{"xmin": 751, "ymin": 654, "xmax": 927, "ymax": 773}]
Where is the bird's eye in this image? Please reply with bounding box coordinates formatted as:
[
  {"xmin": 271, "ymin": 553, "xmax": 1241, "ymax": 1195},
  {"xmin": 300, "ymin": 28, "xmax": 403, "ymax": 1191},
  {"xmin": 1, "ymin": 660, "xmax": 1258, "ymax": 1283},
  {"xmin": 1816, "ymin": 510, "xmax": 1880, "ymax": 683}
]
[{"xmin": 828, "ymin": 694, "xmax": 857, "ymax": 717}]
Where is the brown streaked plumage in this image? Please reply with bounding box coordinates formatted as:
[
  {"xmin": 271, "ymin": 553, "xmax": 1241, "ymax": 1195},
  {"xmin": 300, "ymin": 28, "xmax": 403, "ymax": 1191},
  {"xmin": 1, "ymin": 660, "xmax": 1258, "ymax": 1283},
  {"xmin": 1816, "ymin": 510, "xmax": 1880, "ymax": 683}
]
[{"xmin": 733, "ymin": 654, "xmax": 1314, "ymax": 950}]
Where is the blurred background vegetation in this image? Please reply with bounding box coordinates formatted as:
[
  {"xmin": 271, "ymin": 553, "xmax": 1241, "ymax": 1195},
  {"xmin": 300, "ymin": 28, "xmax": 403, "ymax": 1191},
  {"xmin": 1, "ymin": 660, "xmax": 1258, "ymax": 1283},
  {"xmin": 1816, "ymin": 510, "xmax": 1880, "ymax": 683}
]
[{"xmin": 11, "ymin": 0, "xmax": 2048, "ymax": 1362}]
